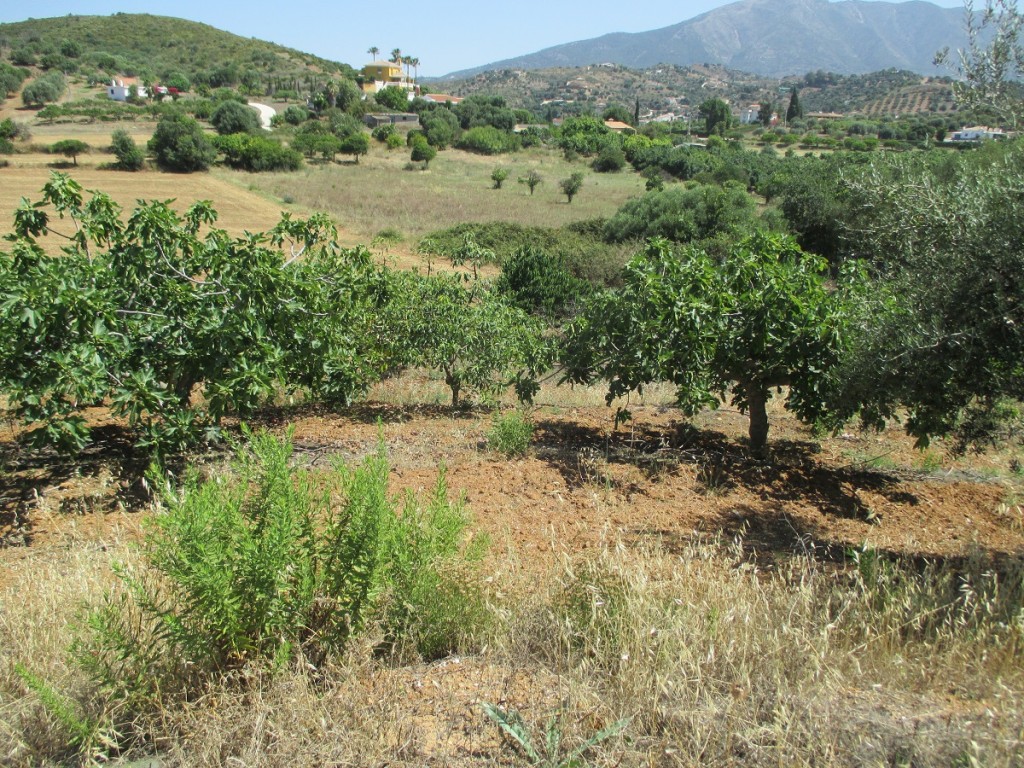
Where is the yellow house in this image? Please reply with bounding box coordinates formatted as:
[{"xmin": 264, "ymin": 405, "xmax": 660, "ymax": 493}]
[{"xmin": 360, "ymin": 60, "xmax": 413, "ymax": 94}]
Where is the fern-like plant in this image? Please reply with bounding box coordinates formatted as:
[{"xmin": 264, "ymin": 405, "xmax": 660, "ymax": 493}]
[{"xmin": 78, "ymin": 428, "xmax": 488, "ymax": 707}]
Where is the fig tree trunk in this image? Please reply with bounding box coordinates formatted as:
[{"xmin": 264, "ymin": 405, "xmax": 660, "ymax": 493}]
[{"xmin": 746, "ymin": 382, "xmax": 770, "ymax": 458}]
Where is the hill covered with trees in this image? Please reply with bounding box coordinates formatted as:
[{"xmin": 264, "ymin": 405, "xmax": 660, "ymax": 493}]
[{"xmin": 0, "ymin": 14, "xmax": 352, "ymax": 95}]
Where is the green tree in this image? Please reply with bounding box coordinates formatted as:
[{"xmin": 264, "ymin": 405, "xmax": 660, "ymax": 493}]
[
  {"xmin": 21, "ymin": 72, "xmax": 65, "ymax": 107},
  {"xmin": 786, "ymin": 86, "xmax": 804, "ymax": 122},
  {"xmin": 699, "ymin": 98, "xmax": 732, "ymax": 135},
  {"xmin": 410, "ymin": 134, "xmax": 437, "ymax": 167},
  {"xmin": 49, "ymin": 139, "xmax": 88, "ymax": 166},
  {"xmin": 110, "ymin": 129, "xmax": 145, "ymax": 171},
  {"xmin": 291, "ymin": 130, "xmax": 343, "ymax": 161},
  {"xmin": 557, "ymin": 115, "xmax": 610, "ymax": 155},
  {"xmin": 518, "ymin": 169, "xmax": 543, "ymax": 195},
  {"xmin": 0, "ymin": 173, "xmax": 388, "ymax": 453},
  {"xmin": 562, "ymin": 233, "xmax": 854, "ymax": 456},
  {"xmin": 375, "ymin": 85, "xmax": 410, "ymax": 111},
  {"xmin": 935, "ymin": 0, "xmax": 1024, "ymax": 128},
  {"xmin": 385, "ymin": 273, "xmax": 550, "ymax": 408},
  {"xmin": 339, "ymin": 131, "xmax": 370, "ymax": 163},
  {"xmin": 210, "ymin": 100, "xmax": 261, "ymax": 135},
  {"xmin": 491, "ymin": 166, "xmax": 509, "ymax": 188},
  {"xmin": 592, "ymin": 135, "xmax": 626, "ymax": 172},
  {"xmin": 758, "ymin": 101, "xmax": 775, "ymax": 127},
  {"xmin": 825, "ymin": 142, "xmax": 1024, "ymax": 447},
  {"xmin": 602, "ymin": 103, "xmax": 633, "ymax": 125},
  {"xmin": 149, "ymin": 112, "xmax": 217, "ymax": 172},
  {"xmin": 559, "ymin": 171, "xmax": 585, "ymax": 203}
]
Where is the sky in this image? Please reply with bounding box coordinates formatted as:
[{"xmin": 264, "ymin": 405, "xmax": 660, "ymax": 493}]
[{"xmin": 0, "ymin": 0, "xmax": 967, "ymax": 77}]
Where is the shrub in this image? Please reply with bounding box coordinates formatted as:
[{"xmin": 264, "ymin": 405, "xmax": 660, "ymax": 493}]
[
  {"xmin": 495, "ymin": 246, "xmax": 590, "ymax": 319},
  {"xmin": 385, "ymin": 131, "xmax": 404, "ymax": 150},
  {"xmin": 456, "ymin": 126, "xmax": 520, "ymax": 155},
  {"xmin": 214, "ymin": 133, "xmax": 302, "ymax": 171},
  {"xmin": 487, "ymin": 409, "xmax": 534, "ymax": 458},
  {"xmin": 148, "ymin": 112, "xmax": 216, "ymax": 172},
  {"xmin": 78, "ymin": 430, "xmax": 489, "ymax": 707},
  {"xmin": 210, "ymin": 99, "xmax": 261, "ymax": 135},
  {"xmin": 491, "ymin": 166, "xmax": 509, "ymax": 188},
  {"xmin": 110, "ymin": 129, "xmax": 145, "ymax": 170}
]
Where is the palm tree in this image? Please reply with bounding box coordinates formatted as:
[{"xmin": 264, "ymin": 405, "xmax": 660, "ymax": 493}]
[
  {"xmin": 367, "ymin": 46, "xmax": 379, "ymax": 61},
  {"xmin": 390, "ymin": 48, "xmax": 402, "ymax": 66},
  {"xmin": 409, "ymin": 56, "xmax": 420, "ymax": 83}
]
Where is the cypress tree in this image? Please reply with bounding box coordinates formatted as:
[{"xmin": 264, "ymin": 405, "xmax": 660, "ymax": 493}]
[{"xmin": 786, "ymin": 86, "xmax": 803, "ymax": 122}]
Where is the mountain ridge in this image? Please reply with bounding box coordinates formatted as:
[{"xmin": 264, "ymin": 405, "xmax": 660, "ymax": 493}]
[{"xmin": 439, "ymin": 0, "xmax": 967, "ymax": 80}]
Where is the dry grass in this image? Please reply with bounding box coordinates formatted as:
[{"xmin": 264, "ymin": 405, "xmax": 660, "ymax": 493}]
[
  {"xmin": 3, "ymin": 530, "xmax": 1022, "ymax": 767},
  {"xmin": 235, "ymin": 144, "xmax": 645, "ymax": 247},
  {"xmin": 0, "ymin": 166, "xmax": 296, "ymax": 249}
]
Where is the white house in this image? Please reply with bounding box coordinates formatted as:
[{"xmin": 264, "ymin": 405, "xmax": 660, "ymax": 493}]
[
  {"xmin": 106, "ymin": 78, "xmax": 148, "ymax": 101},
  {"xmin": 949, "ymin": 125, "xmax": 1007, "ymax": 142}
]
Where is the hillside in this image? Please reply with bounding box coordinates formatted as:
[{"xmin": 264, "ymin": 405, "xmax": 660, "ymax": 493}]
[
  {"xmin": 0, "ymin": 14, "xmax": 351, "ymax": 91},
  {"xmin": 441, "ymin": 0, "xmax": 967, "ymax": 79},
  {"xmin": 440, "ymin": 64, "xmax": 957, "ymax": 119}
]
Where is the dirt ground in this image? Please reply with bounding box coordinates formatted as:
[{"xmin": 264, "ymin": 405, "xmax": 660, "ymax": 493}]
[{"xmin": 3, "ymin": 376, "xmax": 1022, "ymax": 577}]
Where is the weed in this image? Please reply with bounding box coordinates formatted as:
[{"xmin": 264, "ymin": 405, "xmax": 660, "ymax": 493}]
[
  {"xmin": 75, "ymin": 428, "xmax": 489, "ymax": 742},
  {"xmin": 482, "ymin": 701, "xmax": 628, "ymax": 768},
  {"xmin": 487, "ymin": 409, "xmax": 534, "ymax": 458}
]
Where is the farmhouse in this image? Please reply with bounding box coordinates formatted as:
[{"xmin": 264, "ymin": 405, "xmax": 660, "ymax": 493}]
[
  {"xmin": 949, "ymin": 125, "xmax": 1007, "ymax": 142},
  {"xmin": 106, "ymin": 77, "xmax": 147, "ymax": 101}
]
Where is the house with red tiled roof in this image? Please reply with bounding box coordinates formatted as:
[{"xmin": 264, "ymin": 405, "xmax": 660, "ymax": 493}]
[{"xmin": 422, "ymin": 93, "xmax": 463, "ymax": 105}]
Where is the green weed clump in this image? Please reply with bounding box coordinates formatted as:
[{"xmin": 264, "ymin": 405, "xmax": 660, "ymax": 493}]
[
  {"xmin": 77, "ymin": 428, "xmax": 488, "ymax": 710},
  {"xmin": 487, "ymin": 409, "xmax": 535, "ymax": 458}
]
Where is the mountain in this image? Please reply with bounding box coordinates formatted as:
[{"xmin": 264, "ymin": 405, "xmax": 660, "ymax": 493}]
[{"xmin": 440, "ymin": 0, "xmax": 967, "ymax": 80}]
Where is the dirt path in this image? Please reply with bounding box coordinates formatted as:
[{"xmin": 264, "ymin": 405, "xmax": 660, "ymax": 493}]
[{"xmin": 248, "ymin": 101, "xmax": 276, "ymax": 130}]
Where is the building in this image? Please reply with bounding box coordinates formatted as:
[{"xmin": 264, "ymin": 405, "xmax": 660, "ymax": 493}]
[
  {"xmin": 360, "ymin": 60, "xmax": 416, "ymax": 96},
  {"xmin": 421, "ymin": 93, "xmax": 463, "ymax": 106},
  {"xmin": 603, "ymin": 119, "xmax": 635, "ymax": 134},
  {"xmin": 106, "ymin": 77, "xmax": 147, "ymax": 101},
  {"xmin": 949, "ymin": 125, "xmax": 1007, "ymax": 142},
  {"xmin": 363, "ymin": 113, "xmax": 419, "ymax": 128}
]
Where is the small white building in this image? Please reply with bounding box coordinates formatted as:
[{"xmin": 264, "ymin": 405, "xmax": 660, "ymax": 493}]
[
  {"xmin": 949, "ymin": 125, "xmax": 1007, "ymax": 142},
  {"xmin": 107, "ymin": 78, "xmax": 147, "ymax": 101}
]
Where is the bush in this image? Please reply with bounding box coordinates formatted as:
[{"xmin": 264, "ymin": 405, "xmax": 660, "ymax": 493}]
[
  {"xmin": 456, "ymin": 126, "xmax": 520, "ymax": 155},
  {"xmin": 110, "ymin": 129, "xmax": 145, "ymax": 170},
  {"xmin": 214, "ymin": 133, "xmax": 302, "ymax": 171},
  {"xmin": 487, "ymin": 409, "xmax": 534, "ymax": 458},
  {"xmin": 22, "ymin": 72, "xmax": 66, "ymax": 107},
  {"xmin": 495, "ymin": 246, "xmax": 591, "ymax": 319},
  {"xmin": 79, "ymin": 430, "xmax": 489, "ymax": 707},
  {"xmin": 210, "ymin": 99, "xmax": 261, "ymax": 135},
  {"xmin": 148, "ymin": 112, "xmax": 216, "ymax": 171}
]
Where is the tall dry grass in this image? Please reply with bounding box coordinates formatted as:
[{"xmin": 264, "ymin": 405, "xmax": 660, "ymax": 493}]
[{"xmin": 3, "ymin": 531, "xmax": 1022, "ymax": 767}]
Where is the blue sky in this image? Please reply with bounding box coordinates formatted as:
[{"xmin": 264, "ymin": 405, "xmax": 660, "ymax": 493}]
[{"xmin": 1, "ymin": 0, "xmax": 966, "ymax": 77}]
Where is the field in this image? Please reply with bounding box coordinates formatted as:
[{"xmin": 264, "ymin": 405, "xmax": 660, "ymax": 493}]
[{"xmin": 2, "ymin": 109, "xmax": 1024, "ymax": 767}]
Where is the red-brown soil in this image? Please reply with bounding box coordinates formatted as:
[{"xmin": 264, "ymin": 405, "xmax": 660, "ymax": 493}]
[{"xmin": 4, "ymin": 384, "xmax": 1022, "ymax": 575}]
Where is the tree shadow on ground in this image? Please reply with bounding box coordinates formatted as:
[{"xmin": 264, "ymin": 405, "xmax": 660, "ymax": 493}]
[
  {"xmin": 535, "ymin": 416, "xmax": 921, "ymax": 516},
  {"xmin": 0, "ymin": 425, "xmax": 161, "ymax": 549}
]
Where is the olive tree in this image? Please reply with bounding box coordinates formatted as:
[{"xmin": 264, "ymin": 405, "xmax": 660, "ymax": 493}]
[
  {"xmin": 50, "ymin": 139, "xmax": 89, "ymax": 166},
  {"xmin": 562, "ymin": 233, "xmax": 855, "ymax": 456}
]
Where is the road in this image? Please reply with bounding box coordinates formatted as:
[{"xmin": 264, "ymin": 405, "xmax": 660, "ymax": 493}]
[{"xmin": 248, "ymin": 102, "xmax": 277, "ymax": 131}]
